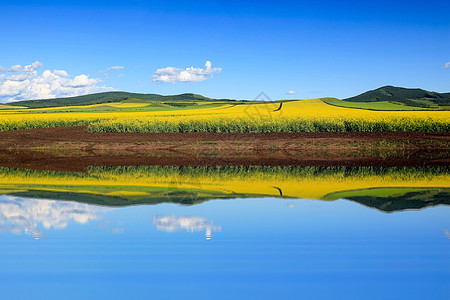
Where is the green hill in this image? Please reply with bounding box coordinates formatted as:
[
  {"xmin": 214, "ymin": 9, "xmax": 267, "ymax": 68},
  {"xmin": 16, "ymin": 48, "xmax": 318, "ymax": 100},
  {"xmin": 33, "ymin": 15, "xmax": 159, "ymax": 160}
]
[
  {"xmin": 6, "ymin": 86, "xmax": 450, "ymax": 109},
  {"xmin": 344, "ymin": 86, "xmax": 450, "ymax": 108},
  {"xmin": 6, "ymin": 91, "xmax": 236, "ymax": 108}
]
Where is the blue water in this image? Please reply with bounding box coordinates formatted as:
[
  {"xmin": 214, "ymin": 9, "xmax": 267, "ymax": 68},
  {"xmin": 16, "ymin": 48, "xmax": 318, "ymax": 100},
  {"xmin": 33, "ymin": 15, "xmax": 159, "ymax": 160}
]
[{"xmin": 0, "ymin": 195, "xmax": 448, "ymax": 299}]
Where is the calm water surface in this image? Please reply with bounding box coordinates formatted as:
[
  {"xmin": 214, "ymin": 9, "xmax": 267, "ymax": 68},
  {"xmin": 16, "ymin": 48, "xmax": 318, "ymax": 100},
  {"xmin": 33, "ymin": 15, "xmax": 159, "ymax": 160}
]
[{"xmin": 0, "ymin": 194, "xmax": 448, "ymax": 299}]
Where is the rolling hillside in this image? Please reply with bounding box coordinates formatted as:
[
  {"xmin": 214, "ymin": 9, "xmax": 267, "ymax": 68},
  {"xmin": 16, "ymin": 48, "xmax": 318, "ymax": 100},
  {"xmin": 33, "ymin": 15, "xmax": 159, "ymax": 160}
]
[
  {"xmin": 6, "ymin": 91, "xmax": 239, "ymax": 108},
  {"xmin": 6, "ymin": 86, "xmax": 450, "ymax": 109},
  {"xmin": 344, "ymin": 86, "xmax": 450, "ymax": 108},
  {"xmin": 4, "ymin": 86, "xmax": 450, "ymax": 111},
  {"xmin": 0, "ymin": 104, "xmax": 28, "ymax": 110}
]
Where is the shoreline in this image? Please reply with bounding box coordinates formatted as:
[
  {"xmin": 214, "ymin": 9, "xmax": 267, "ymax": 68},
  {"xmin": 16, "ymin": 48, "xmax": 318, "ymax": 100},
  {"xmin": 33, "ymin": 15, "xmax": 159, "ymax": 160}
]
[
  {"xmin": 0, "ymin": 126, "xmax": 449, "ymax": 172},
  {"xmin": 1, "ymin": 126, "xmax": 449, "ymax": 146}
]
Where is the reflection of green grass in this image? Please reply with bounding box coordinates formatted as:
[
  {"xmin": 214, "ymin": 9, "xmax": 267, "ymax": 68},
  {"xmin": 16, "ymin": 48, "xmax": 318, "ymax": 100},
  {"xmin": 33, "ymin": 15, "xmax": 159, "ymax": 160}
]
[
  {"xmin": 4, "ymin": 190, "xmax": 239, "ymax": 207},
  {"xmin": 324, "ymin": 187, "xmax": 450, "ymax": 212},
  {"xmin": 0, "ymin": 181, "xmax": 238, "ymax": 207},
  {"xmin": 0, "ymin": 166, "xmax": 448, "ymax": 212},
  {"xmin": 324, "ymin": 99, "xmax": 433, "ymax": 111},
  {"xmin": 324, "ymin": 187, "xmax": 432, "ymax": 199}
]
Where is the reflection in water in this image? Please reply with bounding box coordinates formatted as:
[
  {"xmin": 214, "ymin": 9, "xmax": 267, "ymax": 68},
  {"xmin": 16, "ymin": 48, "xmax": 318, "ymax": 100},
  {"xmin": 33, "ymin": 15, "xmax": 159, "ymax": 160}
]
[
  {"xmin": 444, "ymin": 229, "xmax": 450, "ymax": 239},
  {"xmin": 98, "ymin": 219, "xmax": 124, "ymax": 234},
  {"xmin": 0, "ymin": 165, "xmax": 447, "ymax": 299},
  {"xmin": 153, "ymin": 215, "xmax": 221, "ymax": 240},
  {"xmin": 0, "ymin": 196, "xmax": 106, "ymax": 237},
  {"xmin": 0, "ymin": 196, "xmax": 222, "ymax": 239},
  {"xmin": 0, "ymin": 193, "xmax": 448, "ymax": 299},
  {"xmin": 0, "ymin": 166, "xmax": 448, "ymax": 212}
]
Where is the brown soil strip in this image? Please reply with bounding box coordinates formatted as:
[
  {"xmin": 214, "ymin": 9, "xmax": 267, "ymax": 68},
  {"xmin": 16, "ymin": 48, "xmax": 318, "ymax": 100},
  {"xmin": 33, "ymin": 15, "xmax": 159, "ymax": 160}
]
[{"xmin": 0, "ymin": 126, "xmax": 448, "ymax": 172}]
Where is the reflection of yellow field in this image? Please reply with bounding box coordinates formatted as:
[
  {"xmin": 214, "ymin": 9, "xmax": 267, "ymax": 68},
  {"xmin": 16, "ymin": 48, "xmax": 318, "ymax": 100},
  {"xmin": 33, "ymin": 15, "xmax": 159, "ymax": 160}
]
[
  {"xmin": 0, "ymin": 167, "xmax": 448, "ymax": 201},
  {"xmin": 1, "ymin": 99, "xmax": 449, "ymax": 132}
]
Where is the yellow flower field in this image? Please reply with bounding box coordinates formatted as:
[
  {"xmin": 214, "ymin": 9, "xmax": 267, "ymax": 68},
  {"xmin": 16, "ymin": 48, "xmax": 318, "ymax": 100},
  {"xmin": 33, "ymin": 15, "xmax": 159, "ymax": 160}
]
[{"xmin": 0, "ymin": 99, "xmax": 449, "ymax": 132}]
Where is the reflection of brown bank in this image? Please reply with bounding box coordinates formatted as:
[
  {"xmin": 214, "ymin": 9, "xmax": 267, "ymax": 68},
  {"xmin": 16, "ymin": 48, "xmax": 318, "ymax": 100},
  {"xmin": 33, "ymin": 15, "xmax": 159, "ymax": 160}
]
[
  {"xmin": 0, "ymin": 126, "xmax": 449, "ymax": 172},
  {"xmin": 1, "ymin": 148, "xmax": 448, "ymax": 173}
]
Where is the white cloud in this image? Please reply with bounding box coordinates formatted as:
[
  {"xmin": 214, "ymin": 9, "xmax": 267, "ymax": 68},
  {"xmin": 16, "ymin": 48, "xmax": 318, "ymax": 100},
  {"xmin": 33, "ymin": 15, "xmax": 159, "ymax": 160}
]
[
  {"xmin": 0, "ymin": 61, "xmax": 113, "ymax": 102},
  {"xmin": 65, "ymin": 74, "xmax": 98, "ymax": 87},
  {"xmin": 287, "ymin": 90, "xmax": 296, "ymax": 95},
  {"xmin": 0, "ymin": 61, "xmax": 41, "ymax": 74},
  {"xmin": 29, "ymin": 61, "xmax": 43, "ymax": 70},
  {"xmin": 98, "ymin": 65, "xmax": 125, "ymax": 78},
  {"xmin": 0, "ymin": 64, "xmax": 23, "ymax": 73},
  {"xmin": 152, "ymin": 61, "xmax": 222, "ymax": 83},
  {"xmin": 53, "ymin": 70, "xmax": 69, "ymax": 77},
  {"xmin": 98, "ymin": 65, "xmax": 125, "ymax": 73},
  {"xmin": 443, "ymin": 62, "xmax": 450, "ymax": 69},
  {"xmin": 106, "ymin": 66, "xmax": 124, "ymax": 71}
]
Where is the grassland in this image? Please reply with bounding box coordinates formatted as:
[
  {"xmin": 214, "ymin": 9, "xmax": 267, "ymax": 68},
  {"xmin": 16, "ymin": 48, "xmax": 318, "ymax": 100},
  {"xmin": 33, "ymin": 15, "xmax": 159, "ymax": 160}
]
[
  {"xmin": 0, "ymin": 104, "xmax": 28, "ymax": 110},
  {"xmin": 5, "ymin": 91, "xmax": 235, "ymax": 108},
  {"xmin": 324, "ymin": 99, "xmax": 434, "ymax": 111},
  {"xmin": 344, "ymin": 85, "xmax": 450, "ymax": 108},
  {"xmin": 0, "ymin": 98, "xmax": 449, "ymax": 132}
]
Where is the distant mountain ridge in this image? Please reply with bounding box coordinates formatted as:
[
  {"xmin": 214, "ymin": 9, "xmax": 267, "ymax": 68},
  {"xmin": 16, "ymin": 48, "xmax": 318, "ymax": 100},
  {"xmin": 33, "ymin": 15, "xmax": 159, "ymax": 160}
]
[
  {"xmin": 6, "ymin": 91, "xmax": 233, "ymax": 108},
  {"xmin": 344, "ymin": 86, "xmax": 450, "ymax": 108},
  {"xmin": 5, "ymin": 86, "xmax": 450, "ymax": 109}
]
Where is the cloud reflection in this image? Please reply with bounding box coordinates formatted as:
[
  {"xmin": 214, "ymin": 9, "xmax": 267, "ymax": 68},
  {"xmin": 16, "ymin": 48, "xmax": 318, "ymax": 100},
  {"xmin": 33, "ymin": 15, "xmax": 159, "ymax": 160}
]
[
  {"xmin": 153, "ymin": 215, "xmax": 221, "ymax": 240},
  {"xmin": 0, "ymin": 196, "xmax": 106, "ymax": 238}
]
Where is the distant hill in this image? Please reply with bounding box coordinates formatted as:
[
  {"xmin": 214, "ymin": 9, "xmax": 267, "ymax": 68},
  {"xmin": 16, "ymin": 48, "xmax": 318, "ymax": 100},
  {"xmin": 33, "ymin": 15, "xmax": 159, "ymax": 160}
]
[
  {"xmin": 6, "ymin": 91, "xmax": 236, "ymax": 108},
  {"xmin": 344, "ymin": 86, "xmax": 450, "ymax": 108},
  {"xmin": 7, "ymin": 86, "xmax": 450, "ymax": 109}
]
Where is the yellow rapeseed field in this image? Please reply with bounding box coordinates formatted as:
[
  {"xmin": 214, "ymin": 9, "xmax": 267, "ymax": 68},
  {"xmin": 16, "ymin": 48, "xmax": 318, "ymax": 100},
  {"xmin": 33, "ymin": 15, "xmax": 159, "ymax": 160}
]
[{"xmin": 0, "ymin": 99, "xmax": 449, "ymax": 132}]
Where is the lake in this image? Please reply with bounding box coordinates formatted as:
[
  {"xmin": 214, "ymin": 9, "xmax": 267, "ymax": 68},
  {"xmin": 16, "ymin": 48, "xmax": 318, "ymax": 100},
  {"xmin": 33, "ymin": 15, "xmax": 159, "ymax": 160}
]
[{"xmin": 0, "ymin": 166, "xmax": 448, "ymax": 299}]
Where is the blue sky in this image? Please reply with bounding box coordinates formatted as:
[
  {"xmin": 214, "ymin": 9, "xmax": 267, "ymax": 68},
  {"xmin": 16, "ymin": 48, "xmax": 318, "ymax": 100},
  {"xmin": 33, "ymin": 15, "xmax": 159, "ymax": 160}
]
[{"xmin": 0, "ymin": 0, "xmax": 449, "ymax": 102}]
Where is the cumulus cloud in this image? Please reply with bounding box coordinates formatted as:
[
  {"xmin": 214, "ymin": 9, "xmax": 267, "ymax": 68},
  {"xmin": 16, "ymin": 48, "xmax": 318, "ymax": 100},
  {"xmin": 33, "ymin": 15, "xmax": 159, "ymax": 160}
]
[
  {"xmin": 287, "ymin": 90, "xmax": 296, "ymax": 95},
  {"xmin": 0, "ymin": 64, "xmax": 24, "ymax": 73},
  {"xmin": 0, "ymin": 61, "xmax": 113, "ymax": 102},
  {"xmin": 152, "ymin": 61, "xmax": 222, "ymax": 83},
  {"xmin": 443, "ymin": 62, "xmax": 450, "ymax": 69},
  {"xmin": 53, "ymin": 70, "xmax": 69, "ymax": 77}
]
